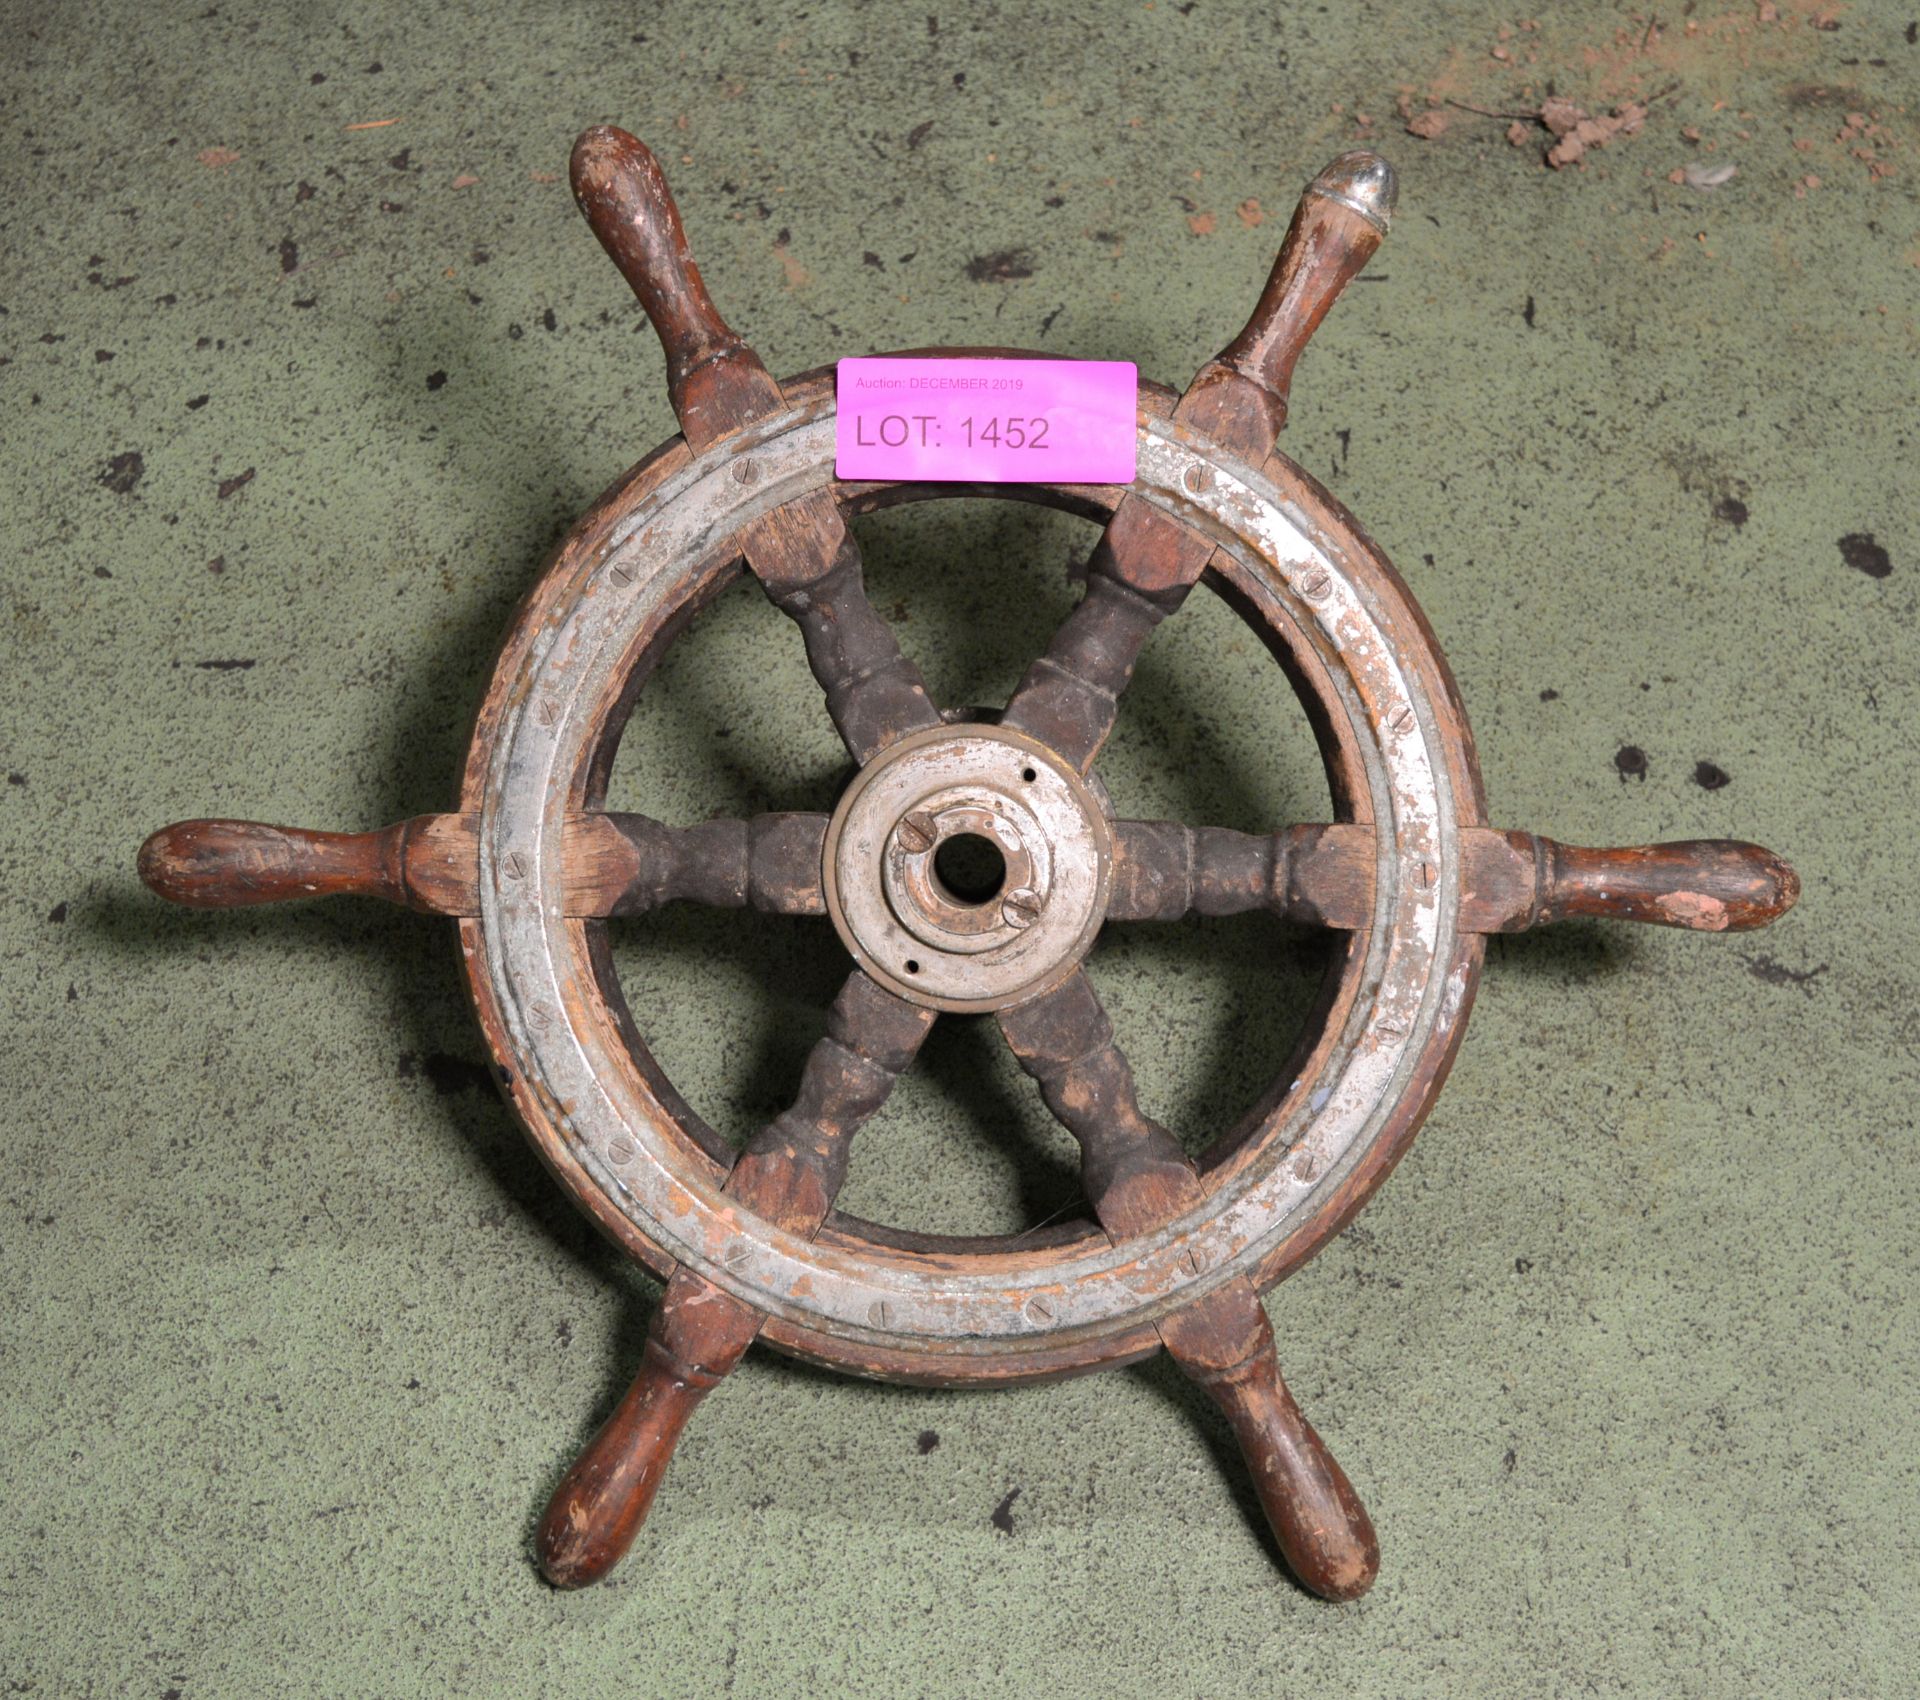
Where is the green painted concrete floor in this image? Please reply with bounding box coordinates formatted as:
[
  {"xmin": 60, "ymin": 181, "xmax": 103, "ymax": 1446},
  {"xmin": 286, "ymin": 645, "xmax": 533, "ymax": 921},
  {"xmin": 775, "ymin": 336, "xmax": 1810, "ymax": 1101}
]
[{"xmin": 4, "ymin": 1, "xmax": 1916, "ymax": 1694}]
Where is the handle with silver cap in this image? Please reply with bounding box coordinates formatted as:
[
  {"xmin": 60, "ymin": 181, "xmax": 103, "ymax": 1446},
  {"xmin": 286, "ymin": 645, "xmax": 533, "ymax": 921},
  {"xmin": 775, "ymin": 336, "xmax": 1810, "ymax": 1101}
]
[{"xmin": 1177, "ymin": 150, "xmax": 1398, "ymax": 459}]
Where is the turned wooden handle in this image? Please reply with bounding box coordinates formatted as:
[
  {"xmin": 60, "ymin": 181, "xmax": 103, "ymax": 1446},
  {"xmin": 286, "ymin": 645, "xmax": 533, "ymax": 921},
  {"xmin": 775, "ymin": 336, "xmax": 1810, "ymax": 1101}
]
[
  {"xmin": 1511, "ymin": 835, "xmax": 1800, "ymax": 933},
  {"xmin": 140, "ymin": 818, "xmax": 413, "ymax": 908},
  {"xmin": 536, "ymin": 1272, "xmax": 763, "ymax": 1589},
  {"xmin": 1160, "ymin": 1282, "xmax": 1378, "ymax": 1600},
  {"xmin": 570, "ymin": 124, "xmax": 771, "ymax": 438},
  {"xmin": 1221, "ymin": 151, "xmax": 1395, "ymax": 411},
  {"xmin": 138, "ymin": 815, "xmax": 480, "ymax": 914},
  {"xmin": 1180, "ymin": 151, "xmax": 1395, "ymax": 455},
  {"xmin": 536, "ymin": 1333, "xmax": 719, "ymax": 1589},
  {"xmin": 1196, "ymin": 1342, "xmax": 1380, "ymax": 1602}
]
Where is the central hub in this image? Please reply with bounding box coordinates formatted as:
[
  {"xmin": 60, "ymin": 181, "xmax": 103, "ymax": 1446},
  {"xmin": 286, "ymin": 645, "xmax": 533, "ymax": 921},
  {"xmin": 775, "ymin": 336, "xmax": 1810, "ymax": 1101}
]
[{"xmin": 822, "ymin": 724, "xmax": 1113, "ymax": 1013}]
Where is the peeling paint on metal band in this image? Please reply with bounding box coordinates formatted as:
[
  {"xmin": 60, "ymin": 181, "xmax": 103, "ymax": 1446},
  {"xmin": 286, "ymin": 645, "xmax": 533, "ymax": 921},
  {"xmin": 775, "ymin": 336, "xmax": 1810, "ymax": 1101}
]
[{"xmin": 478, "ymin": 398, "xmax": 1460, "ymax": 1350}]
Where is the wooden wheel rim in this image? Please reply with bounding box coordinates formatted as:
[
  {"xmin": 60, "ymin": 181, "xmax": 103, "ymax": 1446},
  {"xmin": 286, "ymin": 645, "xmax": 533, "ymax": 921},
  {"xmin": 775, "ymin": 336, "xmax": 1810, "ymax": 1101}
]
[{"xmin": 456, "ymin": 358, "xmax": 1486, "ymax": 1386}]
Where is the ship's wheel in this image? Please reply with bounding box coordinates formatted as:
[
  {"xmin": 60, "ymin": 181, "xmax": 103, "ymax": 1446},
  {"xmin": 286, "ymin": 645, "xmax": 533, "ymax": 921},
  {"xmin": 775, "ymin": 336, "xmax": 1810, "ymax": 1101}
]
[{"xmin": 140, "ymin": 126, "xmax": 1798, "ymax": 1600}]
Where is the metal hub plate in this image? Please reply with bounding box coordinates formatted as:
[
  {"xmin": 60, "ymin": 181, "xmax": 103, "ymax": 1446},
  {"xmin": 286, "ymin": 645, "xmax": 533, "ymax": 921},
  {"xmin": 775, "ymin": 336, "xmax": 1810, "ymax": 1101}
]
[{"xmin": 822, "ymin": 723, "xmax": 1113, "ymax": 1012}]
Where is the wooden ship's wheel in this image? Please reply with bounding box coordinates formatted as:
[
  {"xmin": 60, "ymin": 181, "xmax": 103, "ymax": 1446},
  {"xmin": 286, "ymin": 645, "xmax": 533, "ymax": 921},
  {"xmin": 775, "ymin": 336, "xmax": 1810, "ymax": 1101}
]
[{"xmin": 141, "ymin": 127, "xmax": 1799, "ymax": 1600}]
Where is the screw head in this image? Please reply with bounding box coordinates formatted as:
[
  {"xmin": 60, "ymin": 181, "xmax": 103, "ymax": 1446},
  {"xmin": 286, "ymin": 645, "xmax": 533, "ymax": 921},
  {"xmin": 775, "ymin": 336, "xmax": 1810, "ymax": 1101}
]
[
  {"xmin": 895, "ymin": 811, "xmax": 937, "ymax": 855},
  {"xmin": 1001, "ymin": 886, "xmax": 1042, "ymax": 929},
  {"xmin": 731, "ymin": 459, "xmax": 759, "ymax": 485}
]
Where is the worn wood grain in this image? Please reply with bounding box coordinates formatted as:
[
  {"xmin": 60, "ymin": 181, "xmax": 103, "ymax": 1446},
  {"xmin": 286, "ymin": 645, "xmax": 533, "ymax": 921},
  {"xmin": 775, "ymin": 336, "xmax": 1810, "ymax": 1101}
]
[
  {"xmin": 536, "ymin": 973, "xmax": 933, "ymax": 1588},
  {"xmin": 1107, "ymin": 820, "xmax": 1799, "ymax": 934},
  {"xmin": 534, "ymin": 1273, "xmax": 762, "ymax": 1589},
  {"xmin": 1178, "ymin": 153, "xmax": 1394, "ymax": 460},
  {"xmin": 137, "ymin": 815, "xmax": 479, "ymax": 914},
  {"xmin": 569, "ymin": 125, "xmax": 783, "ymax": 451},
  {"xmin": 997, "ymin": 969, "xmax": 1379, "ymax": 1600},
  {"xmin": 139, "ymin": 812, "xmax": 831, "ymax": 919}
]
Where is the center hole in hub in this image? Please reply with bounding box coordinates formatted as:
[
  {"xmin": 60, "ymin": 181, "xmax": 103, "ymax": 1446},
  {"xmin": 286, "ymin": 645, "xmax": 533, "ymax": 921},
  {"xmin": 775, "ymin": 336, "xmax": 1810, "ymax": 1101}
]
[{"xmin": 933, "ymin": 832, "xmax": 1008, "ymax": 906}]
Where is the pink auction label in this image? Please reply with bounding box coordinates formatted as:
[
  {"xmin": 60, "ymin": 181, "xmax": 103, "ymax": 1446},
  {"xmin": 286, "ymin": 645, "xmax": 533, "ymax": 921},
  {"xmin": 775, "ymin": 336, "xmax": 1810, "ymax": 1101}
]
[{"xmin": 834, "ymin": 357, "xmax": 1138, "ymax": 484}]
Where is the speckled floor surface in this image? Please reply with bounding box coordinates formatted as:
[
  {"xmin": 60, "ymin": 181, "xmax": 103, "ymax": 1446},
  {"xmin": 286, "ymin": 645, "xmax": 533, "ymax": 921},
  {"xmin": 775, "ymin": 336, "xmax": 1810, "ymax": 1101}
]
[{"xmin": 3, "ymin": 1, "xmax": 1916, "ymax": 1694}]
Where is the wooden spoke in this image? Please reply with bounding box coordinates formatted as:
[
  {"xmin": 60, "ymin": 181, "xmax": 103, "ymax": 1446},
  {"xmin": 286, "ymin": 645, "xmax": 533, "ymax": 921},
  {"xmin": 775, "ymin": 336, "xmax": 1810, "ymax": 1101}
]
[
  {"xmin": 572, "ymin": 812, "xmax": 827, "ymax": 918},
  {"xmin": 1106, "ymin": 819, "xmax": 1372, "ymax": 930},
  {"xmin": 997, "ymin": 505, "xmax": 1212, "ymax": 773},
  {"xmin": 1001, "ymin": 152, "xmax": 1396, "ymax": 774},
  {"xmin": 138, "ymin": 811, "xmax": 831, "ymax": 920},
  {"xmin": 537, "ymin": 972, "xmax": 934, "ymax": 1588},
  {"xmin": 997, "ymin": 969, "xmax": 1379, "ymax": 1599},
  {"xmin": 996, "ymin": 968, "xmax": 1199, "ymax": 1238},
  {"xmin": 721, "ymin": 971, "xmax": 939, "ymax": 1237},
  {"xmin": 572, "ymin": 125, "xmax": 939, "ymax": 765},
  {"xmin": 743, "ymin": 500, "xmax": 944, "ymax": 766},
  {"xmin": 1106, "ymin": 818, "xmax": 1799, "ymax": 934}
]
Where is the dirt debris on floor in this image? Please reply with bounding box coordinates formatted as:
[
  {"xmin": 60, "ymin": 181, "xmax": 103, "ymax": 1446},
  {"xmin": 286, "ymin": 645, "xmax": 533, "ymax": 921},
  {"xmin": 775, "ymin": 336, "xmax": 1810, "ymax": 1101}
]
[{"xmin": 1387, "ymin": 3, "xmax": 1903, "ymax": 188}]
